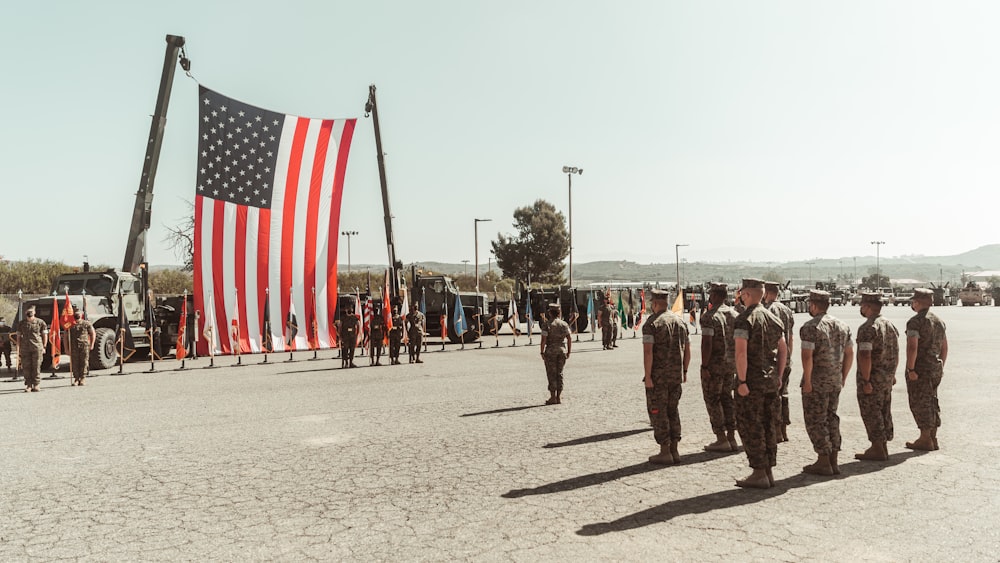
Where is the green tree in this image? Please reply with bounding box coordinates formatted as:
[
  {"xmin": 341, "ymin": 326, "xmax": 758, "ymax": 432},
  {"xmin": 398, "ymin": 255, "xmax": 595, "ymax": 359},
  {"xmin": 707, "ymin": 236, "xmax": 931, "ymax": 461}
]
[
  {"xmin": 491, "ymin": 200, "xmax": 569, "ymax": 286},
  {"xmin": 0, "ymin": 259, "xmax": 77, "ymax": 294},
  {"xmin": 150, "ymin": 269, "xmax": 193, "ymax": 295},
  {"xmin": 860, "ymin": 272, "xmax": 890, "ymax": 289}
]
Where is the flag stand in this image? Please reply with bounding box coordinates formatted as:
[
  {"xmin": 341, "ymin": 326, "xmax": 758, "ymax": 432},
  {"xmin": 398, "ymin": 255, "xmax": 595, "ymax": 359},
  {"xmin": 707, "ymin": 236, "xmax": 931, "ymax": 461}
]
[
  {"xmin": 176, "ymin": 358, "xmax": 186, "ymax": 371},
  {"xmin": 116, "ymin": 329, "xmax": 125, "ymax": 375},
  {"xmin": 309, "ymin": 349, "xmax": 319, "ymax": 361},
  {"xmin": 286, "ymin": 351, "xmax": 294, "ymax": 362},
  {"xmin": 260, "ymin": 352, "xmax": 269, "ymax": 364}
]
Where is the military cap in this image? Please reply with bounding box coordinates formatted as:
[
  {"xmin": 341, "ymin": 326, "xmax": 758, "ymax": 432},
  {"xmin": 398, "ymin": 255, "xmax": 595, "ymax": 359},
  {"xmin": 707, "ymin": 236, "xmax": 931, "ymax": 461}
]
[
  {"xmin": 708, "ymin": 283, "xmax": 728, "ymax": 295},
  {"xmin": 547, "ymin": 302, "xmax": 561, "ymax": 311},
  {"xmin": 741, "ymin": 278, "xmax": 765, "ymax": 290},
  {"xmin": 808, "ymin": 289, "xmax": 830, "ymax": 303},
  {"xmin": 913, "ymin": 288, "xmax": 933, "ymax": 298},
  {"xmin": 650, "ymin": 289, "xmax": 670, "ymax": 300},
  {"xmin": 764, "ymin": 281, "xmax": 781, "ymax": 292},
  {"xmin": 859, "ymin": 292, "xmax": 882, "ymax": 305}
]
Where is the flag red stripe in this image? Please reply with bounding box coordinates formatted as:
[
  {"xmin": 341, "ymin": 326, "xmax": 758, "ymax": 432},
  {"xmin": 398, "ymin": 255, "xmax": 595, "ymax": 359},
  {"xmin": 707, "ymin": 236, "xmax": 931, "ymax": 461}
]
[
  {"xmin": 235, "ymin": 205, "xmax": 249, "ymax": 353},
  {"xmin": 304, "ymin": 121, "xmax": 331, "ymax": 309},
  {"xmin": 257, "ymin": 208, "xmax": 271, "ymax": 344},
  {"xmin": 212, "ymin": 199, "xmax": 228, "ymax": 354},
  {"xmin": 280, "ymin": 117, "xmax": 310, "ymax": 337},
  {"xmin": 327, "ymin": 120, "xmax": 355, "ymax": 338},
  {"xmin": 193, "ymin": 195, "xmax": 205, "ymax": 355}
]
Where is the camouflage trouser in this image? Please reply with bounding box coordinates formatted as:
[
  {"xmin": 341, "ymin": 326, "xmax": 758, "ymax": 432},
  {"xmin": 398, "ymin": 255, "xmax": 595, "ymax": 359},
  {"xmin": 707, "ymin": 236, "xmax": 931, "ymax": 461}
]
[
  {"xmin": 388, "ymin": 336, "xmax": 401, "ymax": 361},
  {"xmin": 701, "ymin": 372, "xmax": 735, "ymax": 434},
  {"xmin": 408, "ymin": 335, "xmax": 422, "ymax": 360},
  {"xmin": 802, "ymin": 390, "xmax": 842, "ymax": 455},
  {"xmin": 857, "ymin": 386, "xmax": 893, "ymax": 443},
  {"xmin": 71, "ymin": 346, "xmax": 89, "ymax": 379},
  {"xmin": 646, "ymin": 382, "xmax": 682, "ymax": 445},
  {"xmin": 906, "ymin": 373, "xmax": 942, "ymax": 429},
  {"xmin": 735, "ymin": 391, "xmax": 778, "ymax": 469},
  {"xmin": 779, "ymin": 364, "xmax": 792, "ymax": 425},
  {"xmin": 543, "ymin": 353, "xmax": 566, "ymax": 392},
  {"xmin": 22, "ymin": 349, "xmax": 41, "ymax": 387},
  {"xmin": 341, "ymin": 339, "xmax": 355, "ymax": 364},
  {"xmin": 602, "ymin": 326, "xmax": 612, "ymax": 348}
]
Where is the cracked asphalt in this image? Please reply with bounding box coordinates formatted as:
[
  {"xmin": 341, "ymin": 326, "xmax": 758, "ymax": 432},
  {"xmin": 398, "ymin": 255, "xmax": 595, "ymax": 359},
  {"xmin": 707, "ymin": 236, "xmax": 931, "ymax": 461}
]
[{"xmin": 1, "ymin": 305, "xmax": 998, "ymax": 561}]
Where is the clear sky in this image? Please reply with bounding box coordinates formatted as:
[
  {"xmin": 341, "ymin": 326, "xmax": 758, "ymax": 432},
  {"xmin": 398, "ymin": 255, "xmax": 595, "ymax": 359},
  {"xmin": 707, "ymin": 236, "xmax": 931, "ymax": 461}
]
[{"xmin": 2, "ymin": 1, "xmax": 998, "ymax": 269}]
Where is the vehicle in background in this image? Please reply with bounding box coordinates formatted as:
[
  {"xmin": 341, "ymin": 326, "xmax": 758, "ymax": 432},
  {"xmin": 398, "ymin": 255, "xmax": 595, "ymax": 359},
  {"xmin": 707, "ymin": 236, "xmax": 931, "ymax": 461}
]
[{"xmin": 958, "ymin": 281, "xmax": 992, "ymax": 307}]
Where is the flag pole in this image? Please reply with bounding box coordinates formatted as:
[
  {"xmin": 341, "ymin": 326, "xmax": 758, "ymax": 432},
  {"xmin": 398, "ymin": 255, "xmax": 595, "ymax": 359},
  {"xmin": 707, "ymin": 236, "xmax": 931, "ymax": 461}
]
[
  {"xmin": 176, "ymin": 290, "xmax": 187, "ymax": 371},
  {"xmin": 261, "ymin": 288, "xmax": 270, "ymax": 364},
  {"xmin": 310, "ymin": 287, "xmax": 319, "ymax": 361},
  {"xmin": 233, "ymin": 287, "xmax": 244, "ymax": 367}
]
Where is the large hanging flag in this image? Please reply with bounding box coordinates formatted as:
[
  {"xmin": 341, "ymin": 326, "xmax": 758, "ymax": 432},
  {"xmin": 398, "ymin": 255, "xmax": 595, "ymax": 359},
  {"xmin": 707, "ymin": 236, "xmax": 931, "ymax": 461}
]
[
  {"xmin": 193, "ymin": 86, "xmax": 357, "ymax": 356},
  {"xmin": 453, "ymin": 292, "xmax": 468, "ymax": 338},
  {"xmin": 61, "ymin": 293, "xmax": 76, "ymax": 330},
  {"xmin": 49, "ymin": 297, "xmax": 61, "ymax": 369},
  {"xmin": 176, "ymin": 296, "xmax": 188, "ymax": 360}
]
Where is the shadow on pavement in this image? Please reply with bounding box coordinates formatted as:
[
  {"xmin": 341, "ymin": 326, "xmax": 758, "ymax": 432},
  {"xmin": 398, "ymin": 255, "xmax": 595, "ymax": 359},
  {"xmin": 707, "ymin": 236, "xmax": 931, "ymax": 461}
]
[
  {"xmin": 575, "ymin": 450, "xmax": 925, "ymax": 536},
  {"xmin": 543, "ymin": 428, "xmax": 652, "ymax": 448},
  {"xmin": 461, "ymin": 404, "xmax": 548, "ymax": 417},
  {"xmin": 502, "ymin": 462, "xmax": 669, "ymax": 498}
]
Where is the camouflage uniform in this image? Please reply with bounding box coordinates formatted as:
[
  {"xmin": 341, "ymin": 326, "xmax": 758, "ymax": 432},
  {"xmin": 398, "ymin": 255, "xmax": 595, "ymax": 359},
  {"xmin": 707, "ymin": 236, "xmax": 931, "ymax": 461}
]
[
  {"xmin": 388, "ymin": 312, "xmax": 404, "ymax": 364},
  {"xmin": 765, "ymin": 299, "xmax": 795, "ymax": 430},
  {"xmin": 734, "ymin": 303, "xmax": 784, "ymax": 469},
  {"xmin": 856, "ymin": 314, "xmax": 899, "ymax": 443},
  {"xmin": 906, "ymin": 309, "xmax": 947, "ymax": 429},
  {"xmin": 406, "ymin": 310, "xmax": 425, "ymax": 363},
  {"xmin": 699, "ymin": 303, "xmax": 737, "ymax": 434},
  {"xmin": 17, "ymin": 316, "xmax": 48, "ymax": 388},
  {"xmin": 599, "ymin": 303, "xmax": 614, "ymax": 349},
  {"xmin": 800, "ymin": 313, "xmax": 853, "ymax": 456},
  {"xmin": 69, "ymin": 318, "xmax": 95, "ymax": 380},
  {"xmin": 340, "ymin": 315, "xmax": 359, "ymax": 367},
  {"xmin": 369, "ymin": 314, "xmax": 384, "ymax": 365},
  {"xmin": 541, "ymin": 317, "xmax": 571, "ymax": 392},
  {"xmin": 643, "ymin": 310, "xmax": 689, "ymax": 447},
  {"xmin": 0, "ymin": 319, "xmax": 11, "ymax": 369}
]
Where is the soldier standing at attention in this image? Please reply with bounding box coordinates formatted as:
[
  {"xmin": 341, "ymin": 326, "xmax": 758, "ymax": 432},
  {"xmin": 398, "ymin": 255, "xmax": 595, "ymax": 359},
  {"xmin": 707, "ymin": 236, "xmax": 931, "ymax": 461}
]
[
  {"xmin": 700, "ymin": 283, "xmax": 739, "ymax": 453},
  {"xmin": 0, "ymin": 316, "xmax": 12, "ymax": 372},
  {"xmin": 800, "ymin": 290, "xmax": 854, "ymax": 476},
  {"xmin": 764, "ymin": 282, "xmax": 795, "ymax": 442},
  {"xmin": 17, "ymin": 307, "xmax": 48, "ymax": 393},
  {"xmin": 733, "ymin": 279, "xmax": 787, "ymax": 489},
  {"xmin": 369, "ymin": 308, "xmax": 385, "ymax": 366},
  {"xmin": 340, "ymin": 311, "xmax": 360, "ymax": 368},
  {"xmin": 406, "ymin": 303, "xmax": 425, "ymax": 364},
  {"xmin": 904, "ymin": 288, "xmax": 948, "ymax": 451},
  {"xmin": 388, "ymin": 307, "xmax": 404, "ymax": 365},
  {"xmin": 599, "ymin": 296, "xmax": 615, "ymax": 350},
  {"xmin": 643, "ymin": 289, "xmax": 690, "ymax": 464},
  {"xmin": 69, "ymin": 306, "xmax": 95, "ymax": 386},
  {"xmin": 854, "ymin": 292, "xmax": 899, "ymax": 461},
  {"xmin": 539, "ymin": 303, "xmax": 572, "ymax": 405}
]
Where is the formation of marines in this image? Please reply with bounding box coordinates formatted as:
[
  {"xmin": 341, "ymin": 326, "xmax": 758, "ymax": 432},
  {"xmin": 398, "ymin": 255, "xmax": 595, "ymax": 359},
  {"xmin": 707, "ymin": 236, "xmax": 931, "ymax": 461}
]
[{"xmin": 638, "ymin": 278, "xmax": 948, "ymax": 490}]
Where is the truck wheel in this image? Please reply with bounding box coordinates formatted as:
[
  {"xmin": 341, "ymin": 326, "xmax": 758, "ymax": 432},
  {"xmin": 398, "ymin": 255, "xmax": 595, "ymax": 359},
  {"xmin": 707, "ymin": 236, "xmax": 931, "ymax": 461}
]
[{"xmin": 89, "ymin": 327, "xmax": 118, "ymax": 370}]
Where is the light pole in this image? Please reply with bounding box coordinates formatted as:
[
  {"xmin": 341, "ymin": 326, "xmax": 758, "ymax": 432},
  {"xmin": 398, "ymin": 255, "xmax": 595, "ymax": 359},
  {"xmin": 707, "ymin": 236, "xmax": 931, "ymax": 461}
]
[
  {"xmin": 341, "ymin": 230, "xmax": 358, "ymax": 273},
  {"xmin": 675, "ymin": 244, "xmax": 688, "ymax": 291},
  {"xmin": 462, "ymin": 260, "xmax": 470, "ymax": 275},
  {"xmin": 474, "ymin": 218, "xmax": 492, "ymax": 294},
  {"xmin": 871, "ymin": 241, "xmax": 885, "ymax": 287},
  {"xmin": 562, "ymin": 166, "xmax": 583, "ymax": 287}
]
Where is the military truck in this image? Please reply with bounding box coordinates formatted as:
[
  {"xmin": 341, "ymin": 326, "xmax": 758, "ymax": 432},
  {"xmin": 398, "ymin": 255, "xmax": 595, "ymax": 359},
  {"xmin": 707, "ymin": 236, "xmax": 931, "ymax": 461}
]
[
  {"xmin": 20, "ymin": 268, "xmax": 153, "ymax": 370},
  {"xmin": 959, "ymin": 281, "xmax": 991, "ymax": 306},
  {"xmin": 411, "ymin": 273, "xmax": 485, "ymax": 343},
  {"xmin": 929, "ymin": 282, "xmax": 956, "ymax": 306}
]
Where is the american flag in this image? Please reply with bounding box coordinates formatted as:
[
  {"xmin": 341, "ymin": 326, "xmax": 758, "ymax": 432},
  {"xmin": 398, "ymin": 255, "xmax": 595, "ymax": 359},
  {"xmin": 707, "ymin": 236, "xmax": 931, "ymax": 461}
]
[{"xmin": 193, "ymin": 86, "xmax": 356, "ymax": 355}]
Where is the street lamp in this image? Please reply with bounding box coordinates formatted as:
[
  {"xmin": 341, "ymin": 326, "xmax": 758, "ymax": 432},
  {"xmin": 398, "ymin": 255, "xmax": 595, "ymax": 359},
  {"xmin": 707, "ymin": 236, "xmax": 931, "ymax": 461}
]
[
  {"xmin": 474, "ymin": 218, "xmax": 492, "ymax": 294},
  {"xmin": 562, "ymin": 166, "xmax": 583, "ymax": 287},
  {"xmin": 341, "ymin": 230, "xmax": 358, "ymax": 273},
  {"xmin": 462, "ymin": 260, "xmax": 470, "ymax": 275},
  {"xmin": 871, "ymin": 241, "xmax": 885, "ymax": 288},
  {"xmin": 675, "ymin": 244, "xmax": 688, "ymax": 291}
]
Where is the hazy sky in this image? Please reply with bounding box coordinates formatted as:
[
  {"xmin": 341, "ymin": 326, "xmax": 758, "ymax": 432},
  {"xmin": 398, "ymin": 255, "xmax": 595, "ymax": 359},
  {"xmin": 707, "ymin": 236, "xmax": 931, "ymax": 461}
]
[{"xmin": 2, "ymin": 1, "xmax": 998, "ymax": 269}]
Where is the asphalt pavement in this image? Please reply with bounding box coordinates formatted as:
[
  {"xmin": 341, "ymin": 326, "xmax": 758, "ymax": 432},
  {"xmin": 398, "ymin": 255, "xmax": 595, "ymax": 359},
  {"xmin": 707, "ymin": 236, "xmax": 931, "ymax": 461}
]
[{"xmin": 1, "ymin": 304, "xmax": 998, "ymax": 561}]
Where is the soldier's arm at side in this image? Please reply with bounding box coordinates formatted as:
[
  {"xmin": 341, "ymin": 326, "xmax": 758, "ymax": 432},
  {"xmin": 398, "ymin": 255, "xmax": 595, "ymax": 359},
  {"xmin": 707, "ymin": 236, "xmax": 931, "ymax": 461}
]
[
  {"xmin": 940, "ymin": 335, "xmax": 948, "ymax": 368},
  {"xmin": 776, "ymin": 336, "xmax": 787, "ymax": 379},
  {"xmin": 682, "ymin": 340, "xmax": 690, "ymax": 383},
  {"xmin": 89, "ymin": 325, "xmax": 96, "ymax": 350},
  {"xmin": 735, "ymin": 337, "xmax": 748, "ymax": 396},
  {"xmin": 643, "ymin": 342, "xmax": 653, "ymax": 389},
  {"xmin": 800, "ymin": 347, "xmax": 814, "ymax": 393},
  {"xmin": 700, "ymin": 331, "xmax": 713, "ymax": 378},
  {"xmin": 841, "ymin": 342, "xmax": 854, "ymax": 386},
  {"xmin": 564, "ymin": 332, "xmax": 572, "ymax": 358},
  {"xmin": 905, "ymin": 334, "xmax": 919, "ymax": 380}
]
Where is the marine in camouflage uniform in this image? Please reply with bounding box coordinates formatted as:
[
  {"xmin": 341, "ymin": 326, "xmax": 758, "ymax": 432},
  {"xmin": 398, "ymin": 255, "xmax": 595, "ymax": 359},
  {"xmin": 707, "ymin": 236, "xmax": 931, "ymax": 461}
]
[
  {"xmin": 539, "ymin": 303, "xmax": 572, "ymax": 405},
  {"xmin": 340, "ymin": 313, "xmax": 360, "ymax": 368},
  {"xmin": 733, "ymin": 279, "xmax": 787, "ymax": 489},
  {"xmin": 854, "ymin": 292, "xmax": 899, "ymax": 461},
  {"xmin": 599, "ymin": 299, "xmax": 615, "ymax": 350},
  {"xmin": 799, "ymin": 290, "xmax": 854, "ymax": 476},
  {"xmin": 643, "ymin": 289, "xmax": 690, "ymax": 465},
  {"xmin": 369, "ymin": 311, "xmax": 385, "ymax": 366},
  {"xmin": 903, "ymin": 288, "xmax": 948, "ymax": 451},
  {"xmin": 17, "ymin": 307, "xmax": 48, "ymax": 392},
  {"xmin": 0, "ymin": 316, "xmax": 12, "ymax": 371},
  {"xmin": 406, "ymin": 305, "xmax": 425, "ymax": 364},
  {"xmin": 68, "ymin": 307, "xmax": 95, "ymax": 385},
  {"xmin": 764, "ymin": 281, "xmax": 795, "ymax": 442},
  {"xmin": 699, "ymin": 283, "xmax": 739, "ymax": 453},
  {"xmin": 388, "ymin": 308, "xmax": 404, "ymax": 365}
]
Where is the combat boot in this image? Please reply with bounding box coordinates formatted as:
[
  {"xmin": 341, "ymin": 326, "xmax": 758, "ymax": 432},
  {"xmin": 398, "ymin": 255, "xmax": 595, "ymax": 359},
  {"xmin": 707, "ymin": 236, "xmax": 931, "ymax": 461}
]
[
  {"xmin": 735, "ymin": 469, "xmax": 771, "ymax": 489},
  {"xmin": 648, "ymin": 442, "xmax": 675, "ymax": 465},
  {"xmin": 726, "ymin": 429, "xmax": 739, "ymax": 452},
  {"xmin": 545, "ymin": 391, "xmax": 557, "ymax": 406},
  {"xmin": 670, "ymin": 441, "xmax": 681, "ymax": 464},
  {"xmin": 830, "ymin": 450, "xmax": 840, "ymax": 475},
  {"xmin": 802, "ymin": 454, "xmax": 835, "ymax": 476},
  {"xmin": 705, "ymin": 433, "xmax": 732, "ymax": 453},
  {"xmin": 780, "ymin": 423, "xmax": 789, "ymax": 443},
  {"xmin": 905, "ymin": 429, "xmax": 935, "ymax": 451},
  {"xmin": 930, "ymin": 427, "xmax": 939, "ymax": 450},
  {"xmin": 855, "ymin": 441, "xmax": 889, "ymax": 461}
]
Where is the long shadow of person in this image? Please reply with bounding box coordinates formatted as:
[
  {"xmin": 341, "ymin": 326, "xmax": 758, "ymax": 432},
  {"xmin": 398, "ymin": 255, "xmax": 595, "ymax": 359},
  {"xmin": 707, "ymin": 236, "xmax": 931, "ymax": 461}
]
[
  {"xmin": 575, "ymin": 450, "xmax": 925, "ymax": 536},
  {"xmin": 543, "ymin": 428, "xmax": 651, "ymax": 449},
  {"xmin": 460, "ymin": 405, "xmax": 548, "ymax": 417}
]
